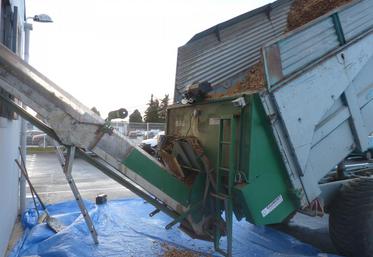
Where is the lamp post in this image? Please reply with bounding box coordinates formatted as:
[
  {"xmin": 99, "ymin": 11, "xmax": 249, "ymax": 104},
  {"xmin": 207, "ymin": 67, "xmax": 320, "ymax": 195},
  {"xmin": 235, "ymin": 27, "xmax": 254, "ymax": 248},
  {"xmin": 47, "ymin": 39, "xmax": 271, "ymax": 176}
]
[{"xmin": 20, "ymin": 13, "xmax": 53, "ymax": 214}]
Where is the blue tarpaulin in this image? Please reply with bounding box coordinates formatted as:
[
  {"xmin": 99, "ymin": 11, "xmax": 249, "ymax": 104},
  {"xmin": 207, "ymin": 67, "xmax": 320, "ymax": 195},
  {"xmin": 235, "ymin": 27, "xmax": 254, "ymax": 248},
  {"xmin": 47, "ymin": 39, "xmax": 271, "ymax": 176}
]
[{"xmin": 9, "ymin": 198, "xmax": 340, "ymax": 257}]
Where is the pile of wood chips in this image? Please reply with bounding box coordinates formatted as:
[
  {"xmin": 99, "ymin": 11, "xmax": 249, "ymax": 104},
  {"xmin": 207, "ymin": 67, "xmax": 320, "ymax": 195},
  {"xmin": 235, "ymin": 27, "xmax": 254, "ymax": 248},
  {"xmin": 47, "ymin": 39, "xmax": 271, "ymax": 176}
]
[
  {"xmin": 160, "ymin": 243, "xmax": 211, "ymax": 257},
  {"xmin": 287, "ymin": 0, "xmax": 353, "ymax": 31},
  {"xmin": 207, "ymin": 62, "xmax": 265, "ymax": 99},
  {"xmin": 207, "ymin": 0, "xmax": 353, "ymax": 99}
]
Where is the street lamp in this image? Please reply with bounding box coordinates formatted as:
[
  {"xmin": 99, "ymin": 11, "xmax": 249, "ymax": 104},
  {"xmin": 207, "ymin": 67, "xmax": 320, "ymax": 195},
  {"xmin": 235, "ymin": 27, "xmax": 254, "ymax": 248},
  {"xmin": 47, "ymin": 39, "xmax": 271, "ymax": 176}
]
[
  {"xmin": 29, "ymin": 14, "xmax": 53, "ymax": 23},
  {"xmin": 20, "ymin": 13, "xmax": 53, "ymax": 214},
  {"xmin": 24, "ymin": 14, "xmax": 53, "ymax": 62}
]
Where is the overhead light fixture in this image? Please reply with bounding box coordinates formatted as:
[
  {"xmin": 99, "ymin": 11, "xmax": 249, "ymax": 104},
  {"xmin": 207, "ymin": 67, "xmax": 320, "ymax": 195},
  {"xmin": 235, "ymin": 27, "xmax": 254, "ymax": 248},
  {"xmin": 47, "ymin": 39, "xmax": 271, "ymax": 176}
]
[{"xmin": 28, "ymin": 14, "xmax": 53, "ymax": 23}]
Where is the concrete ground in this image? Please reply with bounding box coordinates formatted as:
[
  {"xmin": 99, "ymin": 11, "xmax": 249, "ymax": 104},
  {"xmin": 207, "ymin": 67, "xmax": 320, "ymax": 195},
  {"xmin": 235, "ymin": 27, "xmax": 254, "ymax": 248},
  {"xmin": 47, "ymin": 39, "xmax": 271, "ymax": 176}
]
[
  {"xmin": 273, "ymin": 213, "xmax": 337, "ymax": 254},
  {"xmin": 5, "ymin": 218, "xmax": 23, "ymax": 256},
  {"xmin": 23, "ymin": 152, "xmax": 338, "ymax": 256}
]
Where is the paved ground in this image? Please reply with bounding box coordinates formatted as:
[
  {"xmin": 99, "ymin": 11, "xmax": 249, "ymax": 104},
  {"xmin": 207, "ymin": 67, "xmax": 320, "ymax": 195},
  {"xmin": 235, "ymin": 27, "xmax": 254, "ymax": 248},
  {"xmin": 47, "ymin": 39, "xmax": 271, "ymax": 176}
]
[
  {"xmin": 26, "ymin": 153, "xmax": 135, "ymax": 204},
  {"xmin": 25, "ymin": 153, "xmax": 338, "ymax": 255},
  {"xmin": 274, "ymin": 214, "xmax": 337, "ymax": 254}
]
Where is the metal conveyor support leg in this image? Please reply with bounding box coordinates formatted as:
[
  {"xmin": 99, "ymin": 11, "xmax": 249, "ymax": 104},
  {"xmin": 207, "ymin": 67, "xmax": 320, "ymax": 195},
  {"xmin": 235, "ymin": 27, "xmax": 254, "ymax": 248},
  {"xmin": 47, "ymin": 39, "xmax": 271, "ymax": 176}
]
[{"xmin": 57, "ymin": 145, "xmax": 99, "ymax": 244}]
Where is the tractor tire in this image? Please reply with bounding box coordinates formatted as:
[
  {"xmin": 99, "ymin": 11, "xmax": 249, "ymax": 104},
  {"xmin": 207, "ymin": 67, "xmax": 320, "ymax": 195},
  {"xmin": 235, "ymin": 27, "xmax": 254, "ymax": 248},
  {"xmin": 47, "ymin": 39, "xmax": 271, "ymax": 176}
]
[{"xmin": 328, "ymin": 178, "xmax": 373, "ymax": 257}]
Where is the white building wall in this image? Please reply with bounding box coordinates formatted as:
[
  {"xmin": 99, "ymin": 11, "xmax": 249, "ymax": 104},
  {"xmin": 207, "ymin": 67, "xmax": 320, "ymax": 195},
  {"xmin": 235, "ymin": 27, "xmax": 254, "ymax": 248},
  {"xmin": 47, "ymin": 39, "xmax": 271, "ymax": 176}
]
[
  {"xmin": 0, "ymin": 0, "xmax": 25, "ymax": 256},
  {"xmin": 0, "ymin": 118, "xmax": 21, "ymax": 256}
]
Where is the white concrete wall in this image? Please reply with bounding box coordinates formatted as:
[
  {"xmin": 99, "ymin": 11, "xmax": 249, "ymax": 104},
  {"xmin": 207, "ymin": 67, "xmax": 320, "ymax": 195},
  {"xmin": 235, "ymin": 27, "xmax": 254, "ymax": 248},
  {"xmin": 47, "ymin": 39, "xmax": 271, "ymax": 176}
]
[
  {"xmin": 0, "ymin": 117, "xmax": 21, "ymax": 256},
  {"xmin": 0, "ymin": 0, "xmax": 25, "ymax": 255}
]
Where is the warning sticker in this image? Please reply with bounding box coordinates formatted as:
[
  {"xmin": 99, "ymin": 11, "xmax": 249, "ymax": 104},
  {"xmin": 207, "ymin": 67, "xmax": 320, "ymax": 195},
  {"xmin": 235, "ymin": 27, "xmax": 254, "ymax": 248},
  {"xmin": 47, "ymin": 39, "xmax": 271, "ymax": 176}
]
[
  {"xmin": 261, "ymin": 195, "xmax": 283, "ymax": 218},
  {"xmin": 209, "ymin": 118, "xmax": 220, "ymax": 125}
]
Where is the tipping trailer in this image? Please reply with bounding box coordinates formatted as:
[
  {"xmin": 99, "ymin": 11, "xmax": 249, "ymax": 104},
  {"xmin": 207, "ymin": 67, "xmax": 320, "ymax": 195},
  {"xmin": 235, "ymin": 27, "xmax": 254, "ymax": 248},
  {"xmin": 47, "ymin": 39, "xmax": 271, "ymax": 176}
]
[{"xmin": 0, "ymin": 0, "xmax": 372, "ymax": 256}]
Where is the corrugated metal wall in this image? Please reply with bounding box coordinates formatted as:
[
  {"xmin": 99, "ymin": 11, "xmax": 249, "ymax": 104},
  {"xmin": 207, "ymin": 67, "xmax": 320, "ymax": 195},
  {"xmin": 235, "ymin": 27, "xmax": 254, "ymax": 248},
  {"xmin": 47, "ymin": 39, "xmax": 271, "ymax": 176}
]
[
  {"xmin": 174, "ymin": 0, "xmax": 293, "ymax": 102},
  {"xmin": 279, "ymin": 18, "xmax": 340, "ymax": 77},
  {"xmin": 340, "ymin": 0, "xmax": 373, "ymax": 41},
  {"xmin": 262, "ymin": 0, "xmax": 373, "ymax": 89}
]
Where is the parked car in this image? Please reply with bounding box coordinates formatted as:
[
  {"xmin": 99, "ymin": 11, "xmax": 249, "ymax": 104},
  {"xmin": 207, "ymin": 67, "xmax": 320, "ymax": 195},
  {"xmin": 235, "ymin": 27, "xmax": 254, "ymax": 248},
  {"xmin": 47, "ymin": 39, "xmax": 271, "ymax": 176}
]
[
  {"xmin": 143, "ymin": 129, "xmax": 160, "ymax": 139},
  {"xmin": 32, "ymin": 133, "xmax": 53, "ymax": 147},
  {"xmin": 139, "ymin": 131, "xmax": 165, "ymax": 155},
  {"xmin": 128, "ymin": 131, "xmax": 138, "ymax": 138},
  {"xmin": 26, "ymin": 129, "xmax": 44, "ymax": 146}
]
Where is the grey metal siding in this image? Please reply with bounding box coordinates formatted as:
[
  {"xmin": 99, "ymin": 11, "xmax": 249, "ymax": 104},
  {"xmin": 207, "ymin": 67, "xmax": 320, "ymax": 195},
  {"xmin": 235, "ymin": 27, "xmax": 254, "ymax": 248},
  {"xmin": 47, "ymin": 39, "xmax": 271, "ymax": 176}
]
[
  {"xmin": 279, "ymin": 17, "xmax": 340, "ymax": 76},
  {"xmin": 260, "ymin": 0, "xmax": 373, "ymax": 203},
  {"xmin": 174, "ymin": 0, "xmax": 293, "ymax": 102},
  {"xmin": 339, "ymin": 0, "xmax": 373, "ymax": 41},
  {"xmin": 262, "ymin": 0, "xmax": 373, "ymax": 89}
]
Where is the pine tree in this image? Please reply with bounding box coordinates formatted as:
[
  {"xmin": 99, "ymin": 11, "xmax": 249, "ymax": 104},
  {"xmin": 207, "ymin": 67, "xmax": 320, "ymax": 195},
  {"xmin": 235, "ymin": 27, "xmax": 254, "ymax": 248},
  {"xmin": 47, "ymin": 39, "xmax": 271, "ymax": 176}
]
[
  {"xmin": 159, "ymin": 94, "xmax": 169, "ymax": 122},
  {"xmin": 129, "ymin": 109, "xmax": 143, "ymax": 123},
  {"xmin": 144, "ymin": 94, "xmax": 161, "ymax": 122}
]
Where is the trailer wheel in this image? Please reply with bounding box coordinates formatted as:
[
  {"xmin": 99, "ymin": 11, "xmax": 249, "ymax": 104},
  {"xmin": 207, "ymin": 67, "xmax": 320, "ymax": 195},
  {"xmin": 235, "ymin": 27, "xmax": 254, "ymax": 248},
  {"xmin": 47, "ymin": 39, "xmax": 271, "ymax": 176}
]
[{"xmin": 328, "ymin": 178, "xmax": 373, "ymax": 257}]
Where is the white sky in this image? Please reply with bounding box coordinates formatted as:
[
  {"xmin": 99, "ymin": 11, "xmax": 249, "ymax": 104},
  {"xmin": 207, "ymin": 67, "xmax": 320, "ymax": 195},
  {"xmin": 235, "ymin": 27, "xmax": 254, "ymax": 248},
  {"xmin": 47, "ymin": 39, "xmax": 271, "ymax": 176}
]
[{"xmin": 26, "ymin": 0, "xmax": 272, "ymax": 118}]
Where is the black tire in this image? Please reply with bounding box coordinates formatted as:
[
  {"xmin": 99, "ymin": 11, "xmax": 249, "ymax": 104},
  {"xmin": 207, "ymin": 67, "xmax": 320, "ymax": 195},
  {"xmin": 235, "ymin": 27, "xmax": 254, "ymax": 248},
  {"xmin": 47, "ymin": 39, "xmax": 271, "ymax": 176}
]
[{"xmin": 328, "ymin": 178, "xmax": 373, "ymax": 257}]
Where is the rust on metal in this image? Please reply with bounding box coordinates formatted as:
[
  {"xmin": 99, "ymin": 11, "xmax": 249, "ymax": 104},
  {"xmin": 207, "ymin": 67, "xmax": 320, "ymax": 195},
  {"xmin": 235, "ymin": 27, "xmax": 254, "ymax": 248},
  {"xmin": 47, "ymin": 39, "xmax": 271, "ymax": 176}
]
[{"xmin": 264, "ymin": 44, "xmax": 284, "ymax": 88}]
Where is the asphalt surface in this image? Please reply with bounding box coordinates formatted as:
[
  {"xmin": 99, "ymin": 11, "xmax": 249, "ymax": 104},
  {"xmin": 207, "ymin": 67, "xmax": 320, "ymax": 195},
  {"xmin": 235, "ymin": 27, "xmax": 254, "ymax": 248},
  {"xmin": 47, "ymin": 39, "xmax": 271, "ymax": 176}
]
[
  {"xmin": 273, "ymin": 214, "xmax": 337, "ymax": 254},
  {"xmin": 26, "ymin": 153, "xmax": 135, "ymax": 204},
  {"xmin": 26, "ymin": 152, "xmax": 338, "ymax": 255}
]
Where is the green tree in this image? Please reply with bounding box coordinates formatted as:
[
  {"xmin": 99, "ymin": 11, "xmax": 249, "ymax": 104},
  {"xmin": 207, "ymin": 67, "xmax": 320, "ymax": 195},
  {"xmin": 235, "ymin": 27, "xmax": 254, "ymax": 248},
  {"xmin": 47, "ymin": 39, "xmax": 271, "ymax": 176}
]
[
  {"xmin": 159, "ymin": 94, "xmax": 169, "ymax": 122},
  {"xmin": 144, "ymin": 94, "xmax": 161, "ymax": 122},
  {"xmin": 129, "ymin": 109, "xmax": 143, "ymax": 123}
]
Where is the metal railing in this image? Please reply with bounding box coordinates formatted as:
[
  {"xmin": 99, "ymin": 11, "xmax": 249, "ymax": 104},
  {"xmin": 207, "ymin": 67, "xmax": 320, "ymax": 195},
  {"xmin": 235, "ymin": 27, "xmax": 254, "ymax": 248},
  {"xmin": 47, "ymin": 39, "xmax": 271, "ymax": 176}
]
[
  {"xmin": 26, "ymin": 121, "xmax": 166, "ymax": 148},
  {"xmin": 111, "ymin": 121, "xmax": 165, "ymax": 139}
]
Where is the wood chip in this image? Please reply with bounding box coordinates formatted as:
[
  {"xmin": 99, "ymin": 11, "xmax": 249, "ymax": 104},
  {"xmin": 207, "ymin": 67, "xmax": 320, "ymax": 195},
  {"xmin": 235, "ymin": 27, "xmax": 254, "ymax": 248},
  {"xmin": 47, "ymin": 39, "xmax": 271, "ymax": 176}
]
[
  {"xmin": 160, "ymin": 149, "xmax": 185, "ymax": 178},
  {"xmin": 159, "ymin": 243, "xmax": 211, "ymax": 257},
  {"xmin": 207, "ymin": 0, "xmax": 353, "ymax": 100},
  {"xmin": 287, "ymin": 0, "xmax": 353, "ymax": 31}
]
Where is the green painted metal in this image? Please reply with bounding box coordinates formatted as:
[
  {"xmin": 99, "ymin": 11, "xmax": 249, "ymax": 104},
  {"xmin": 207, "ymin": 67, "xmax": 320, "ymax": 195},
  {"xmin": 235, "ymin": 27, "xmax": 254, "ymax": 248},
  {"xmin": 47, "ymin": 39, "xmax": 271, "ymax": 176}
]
[
  {"xmin": 225, "ymin": 117, "xmax": 238, "ymax": 256},
  {"xmin": 165, "ymin": 201, "xmax": 202, "ymax": 230},
  {"xmin": 121, "ymin": 93, "xmax": 298, "ymax": 243},
  {"xmin": 232, "ymin": 95, "xmax": 298, "ymax": 225},
  {"xmin": 166, "ymin": 100, "xmax": 241, "ymax": 167},
  {"xmin": 214, "ymin": 116, "xmax": 238, "ymax": 257},
  {"xmin": 226, "ymin": 117, "xmax": 237, "ymax": 256},
  {"xmin": 123, "ymin": 148, "xmax": 194, "ymax": 206},
  {"xmin": 123, "ymin": 148, "xmax": 210, "ymax": 225},
  {"xmin": 167, "ymin": 95, "xmax": 298, "ymax": 227},
  {"xmin": 214, "ymin": 119, "xmax": 224, "ymax": 254},
  {"xmin": 331, "ymin": 13, "xmax": 346, "ymax": 46}
]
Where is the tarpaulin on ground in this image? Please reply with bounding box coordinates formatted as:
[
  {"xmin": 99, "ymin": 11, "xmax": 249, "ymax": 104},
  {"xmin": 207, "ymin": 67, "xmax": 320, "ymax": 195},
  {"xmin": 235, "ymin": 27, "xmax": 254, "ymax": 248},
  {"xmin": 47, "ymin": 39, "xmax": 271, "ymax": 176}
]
[{"xmin": 9, "ymin": 198, "xmax": 339, "ymax": 257}]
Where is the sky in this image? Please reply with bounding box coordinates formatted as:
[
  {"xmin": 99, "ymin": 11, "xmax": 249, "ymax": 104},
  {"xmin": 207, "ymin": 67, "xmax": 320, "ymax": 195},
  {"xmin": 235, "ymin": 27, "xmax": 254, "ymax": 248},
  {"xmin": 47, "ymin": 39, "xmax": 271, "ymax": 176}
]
[{"xmin": 26, "ymin": 0, "xmax": 272, "ymax": 118}]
